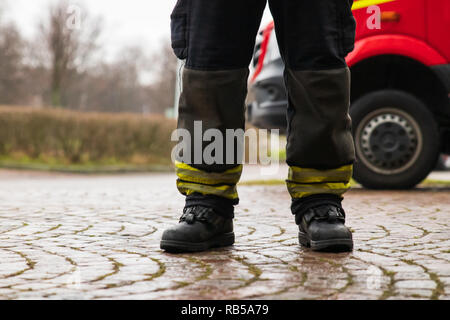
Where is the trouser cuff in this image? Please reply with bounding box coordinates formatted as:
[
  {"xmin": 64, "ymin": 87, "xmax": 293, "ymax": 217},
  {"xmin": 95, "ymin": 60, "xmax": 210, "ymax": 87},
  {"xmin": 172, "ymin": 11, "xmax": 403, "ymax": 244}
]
[
  {"xmin": 185, "ymin": 193, "xmax": 236, "ymax": 219},
  {"xmin": 286, "ymin": 164, "xmax": 353, "ymax": 199}
]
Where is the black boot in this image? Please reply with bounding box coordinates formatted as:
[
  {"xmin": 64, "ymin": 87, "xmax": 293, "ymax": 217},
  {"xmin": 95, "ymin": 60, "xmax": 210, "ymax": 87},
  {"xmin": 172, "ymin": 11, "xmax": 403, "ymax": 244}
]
[
  {"xmin": 160, "ymin": 206, "xmax": 234, "ymax": 253},
  {"xmin": 294, "ymin": 197, "xmax": 353, "ymax": 252}
]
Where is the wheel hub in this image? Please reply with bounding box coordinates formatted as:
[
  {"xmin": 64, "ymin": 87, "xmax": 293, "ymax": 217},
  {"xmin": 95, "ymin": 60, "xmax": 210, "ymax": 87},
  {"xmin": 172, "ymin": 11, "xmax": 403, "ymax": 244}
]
[{"xmin": 359, "ymin": 112, "xmax": 419, "ymax": 173}]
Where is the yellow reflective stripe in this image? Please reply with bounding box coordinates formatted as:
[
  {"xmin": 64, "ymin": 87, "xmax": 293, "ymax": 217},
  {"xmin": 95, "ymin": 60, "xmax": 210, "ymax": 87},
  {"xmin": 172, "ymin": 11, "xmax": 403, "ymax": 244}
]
[
  {"xmin": 175, "ymin": 161, "xmax": 243, "ymax": 185},
  {"xmin": 176, "ymin": 168, "xmax": 242, "ymax": 185},
  {"xmin": 176, "ymin": 170, "xmax": 237, "ymax": 185},
  {"xmin": 288, "ymin": 174, "xmax": 351, "ymax": 184},
  {"xmin": 287, "ymin": 182, "xmax": 351, "ymax": 199},
  {"xmin": 352, "ymin": 0, "xmax": 396, "ymax": 10},
  {"xmin": 177, "ymin": 181, "xmax": 239, "ymax": 200},
  {"xmin": 175, "ymin": 161, "xmax": 243, "ymax": 175},
  {"xmin": 289, "ymin": 165, "xmax": 353, "ymax": 184},
  {"xmin": 290, "ymin": 164, "xmax": 353, "ymax": 173}
]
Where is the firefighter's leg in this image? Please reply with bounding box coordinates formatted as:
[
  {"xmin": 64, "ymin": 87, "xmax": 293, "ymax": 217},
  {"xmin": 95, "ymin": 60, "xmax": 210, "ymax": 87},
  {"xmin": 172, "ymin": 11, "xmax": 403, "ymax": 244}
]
[
  {"xmin": 269, "ymin": 0, "xmax": 356, "ymax": 252},
  {"xmin": 161, "ymin": 0, "xmax": 266, "ymax": 253}
]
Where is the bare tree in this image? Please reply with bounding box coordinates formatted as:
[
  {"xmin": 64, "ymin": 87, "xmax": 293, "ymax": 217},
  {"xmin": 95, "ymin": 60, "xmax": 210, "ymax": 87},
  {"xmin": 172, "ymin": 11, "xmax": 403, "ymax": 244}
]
[
  {"xmin": 0, "ymin": 1, "xmax": 177, "ymax": 114},
  {"xmin": 86, "ymin": 46, "xmax": 142, "ymax": 112},
  {"xmin": 0, "ymin": 10, "xmax": 28, "ymax": 105},
  {"xmin": 38, "ymin": 1, "xmax": 101, "ymax": 107}
]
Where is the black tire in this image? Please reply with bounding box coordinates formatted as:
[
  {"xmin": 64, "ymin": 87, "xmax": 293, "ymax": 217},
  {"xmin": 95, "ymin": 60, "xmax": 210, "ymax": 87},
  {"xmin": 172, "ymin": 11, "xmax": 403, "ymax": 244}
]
[{"xmin": 350, "ymin": 90, "xmax": 440, "ymax": 189}]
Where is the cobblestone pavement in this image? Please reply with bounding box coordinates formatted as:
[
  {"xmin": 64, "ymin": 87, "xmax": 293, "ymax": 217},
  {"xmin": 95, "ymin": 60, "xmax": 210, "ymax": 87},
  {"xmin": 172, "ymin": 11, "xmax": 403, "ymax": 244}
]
[{"xmin": 0, "ymin": 170, "xmax": 449, "ymax": 300}]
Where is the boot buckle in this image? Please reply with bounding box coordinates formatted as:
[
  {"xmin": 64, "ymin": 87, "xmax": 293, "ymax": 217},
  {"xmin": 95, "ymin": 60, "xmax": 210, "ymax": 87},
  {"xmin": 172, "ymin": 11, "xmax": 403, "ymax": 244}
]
[{"xmin": 185, "ymin": 213, "xmax": 195, "ymax": 224}]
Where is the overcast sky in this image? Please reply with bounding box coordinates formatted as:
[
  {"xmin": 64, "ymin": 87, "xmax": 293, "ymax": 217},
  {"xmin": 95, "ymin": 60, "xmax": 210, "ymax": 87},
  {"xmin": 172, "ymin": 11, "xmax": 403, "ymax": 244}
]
[
  {"xmin": 5, "ymin": 0, "xmax": 272, "ymax": 60},
  {"xmin": 5, "ymin": 0, "xmax": 176, "ymax": 60}
]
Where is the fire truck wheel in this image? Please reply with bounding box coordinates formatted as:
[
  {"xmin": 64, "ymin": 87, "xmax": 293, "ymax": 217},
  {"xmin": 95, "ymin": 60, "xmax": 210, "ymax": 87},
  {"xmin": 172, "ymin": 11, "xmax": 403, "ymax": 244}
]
[{"xmin": 350, "ymin": 90, "xmax": 440, "ymax": 189}]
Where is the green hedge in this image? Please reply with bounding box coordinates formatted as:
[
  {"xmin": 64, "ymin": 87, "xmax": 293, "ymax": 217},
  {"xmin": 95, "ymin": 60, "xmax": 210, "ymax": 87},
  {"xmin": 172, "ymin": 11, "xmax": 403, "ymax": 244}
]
[{"xmin": 0, "ymin": 106, "xmax": 176, "ymax": 168}]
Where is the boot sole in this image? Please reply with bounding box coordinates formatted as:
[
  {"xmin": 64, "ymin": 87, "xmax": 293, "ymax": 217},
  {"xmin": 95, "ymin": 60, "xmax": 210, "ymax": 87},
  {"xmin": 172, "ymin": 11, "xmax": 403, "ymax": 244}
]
[
  {"xmin": 160, "ymin": 232, "xmax": 235, "ymax": 253},
  {"xmin": 298, "ymin": 231, "xmax": 353, "ymax": 253}
]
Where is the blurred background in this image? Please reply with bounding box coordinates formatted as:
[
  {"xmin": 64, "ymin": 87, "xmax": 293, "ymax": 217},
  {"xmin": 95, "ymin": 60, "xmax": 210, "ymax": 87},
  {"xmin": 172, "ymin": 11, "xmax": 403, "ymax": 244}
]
[
  {"xmin": 1, "ymin": 0, "xmax": 178, "ymax": 113},
  {"xmin": 0, "ymin": 0, "xmax": 276, "ymax": 173},
  {"xmin": 0, "ymin": 0, "xmax": 182, "ymax": 172},
  {"xmin": 0, "ymin": 0, "xmax": 448, "ymax": 182}
]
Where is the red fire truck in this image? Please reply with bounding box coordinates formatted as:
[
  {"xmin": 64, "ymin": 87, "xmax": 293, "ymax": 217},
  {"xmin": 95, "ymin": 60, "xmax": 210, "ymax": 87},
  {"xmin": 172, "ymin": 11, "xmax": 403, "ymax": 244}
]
[{"xmin": 249, "ymin": 0, "xmax": 450, "ymax": 189}]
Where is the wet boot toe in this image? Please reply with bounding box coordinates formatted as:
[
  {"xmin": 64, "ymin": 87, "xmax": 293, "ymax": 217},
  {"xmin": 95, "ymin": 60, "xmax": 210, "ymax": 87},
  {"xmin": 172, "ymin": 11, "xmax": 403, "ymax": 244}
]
[
  {"xmin": 296, "ymin": 202, "xmax": 353, "ymax": 252},
  {"xmin": 160, "ymin": 206, "xmax": 234, "ymax": 253}
]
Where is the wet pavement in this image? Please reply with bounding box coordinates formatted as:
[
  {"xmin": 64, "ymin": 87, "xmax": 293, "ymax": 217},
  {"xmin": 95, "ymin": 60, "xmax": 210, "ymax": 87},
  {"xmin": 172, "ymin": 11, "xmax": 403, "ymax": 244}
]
[{"xmin": 0, "ymin": 169, "xmax": 449, "ymax": 300}]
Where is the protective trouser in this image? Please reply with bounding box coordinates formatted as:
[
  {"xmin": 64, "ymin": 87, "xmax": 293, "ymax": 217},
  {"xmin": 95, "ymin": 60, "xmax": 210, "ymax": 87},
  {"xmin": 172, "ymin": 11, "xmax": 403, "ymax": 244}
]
[{"xmin": 171, "ymin": 0, "xmax": 356, "ymax": 218}]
